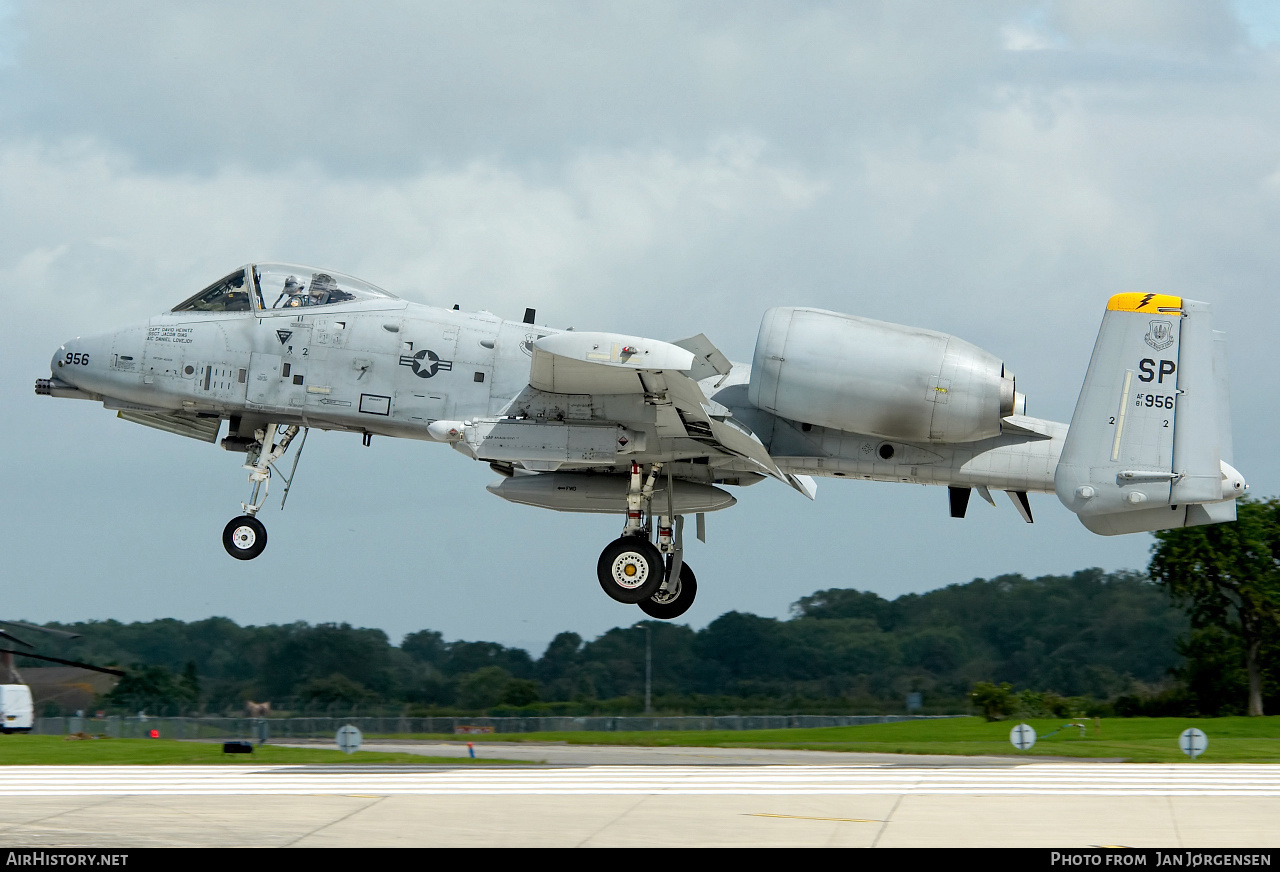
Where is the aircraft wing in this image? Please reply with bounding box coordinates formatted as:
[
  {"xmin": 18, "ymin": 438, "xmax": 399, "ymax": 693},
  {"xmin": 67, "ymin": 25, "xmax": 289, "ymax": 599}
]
[
  {"xmin": 115, "ymin": 409, "xmax": 222, "ymax": 442},
  {"xmin": 529, "ymin": 332, "xmax": 793, "ymax": 483}
]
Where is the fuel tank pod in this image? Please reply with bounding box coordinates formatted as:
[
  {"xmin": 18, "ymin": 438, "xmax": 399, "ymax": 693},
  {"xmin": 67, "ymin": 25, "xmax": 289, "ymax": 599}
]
[
  {"xmin": 747, "ymin": 307, "xmax": 1021, "ymax": 443},
  {"xmin": 486, "ymin": 473, "xmax": 737, "ymax": 514}
]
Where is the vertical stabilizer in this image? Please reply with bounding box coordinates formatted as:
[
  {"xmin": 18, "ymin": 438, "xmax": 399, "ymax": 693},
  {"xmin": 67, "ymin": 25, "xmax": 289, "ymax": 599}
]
[
  {"xmin": 1213, "ymin": 329, "xmax": 1234, "ymax": 467},
  {"xmin": 1169, "ymin": 300, "xmax": 1220, "ymax": 504},
  {"xmin": 1055, "ymin": 293, "xmax": 1244, "ymax": 535}
]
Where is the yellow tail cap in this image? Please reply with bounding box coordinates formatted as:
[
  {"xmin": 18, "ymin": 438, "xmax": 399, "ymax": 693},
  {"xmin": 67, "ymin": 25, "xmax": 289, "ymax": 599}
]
[{"xmin": 1107, "ymin": 293, "xmax": 1183, "ymax": 312}]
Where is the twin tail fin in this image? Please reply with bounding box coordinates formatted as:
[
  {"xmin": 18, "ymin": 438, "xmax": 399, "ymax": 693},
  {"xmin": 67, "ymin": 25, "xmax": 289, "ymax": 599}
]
[{"xmin": 1055, "ymin": 293, "xmax": 1246, "ymax": 535}]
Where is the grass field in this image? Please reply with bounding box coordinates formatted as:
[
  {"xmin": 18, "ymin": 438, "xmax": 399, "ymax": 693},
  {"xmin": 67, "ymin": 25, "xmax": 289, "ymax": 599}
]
[
  {"xmin": 376, "ymin": 716, "xmax": 1280, "ymax": 763},
  {"xmin": 4, "ymin": 717, "xmax": 1279, "ymax": 764},
  {"xmin": 0, "ymin": 735, "xmax": 531, "ymax": 766}
]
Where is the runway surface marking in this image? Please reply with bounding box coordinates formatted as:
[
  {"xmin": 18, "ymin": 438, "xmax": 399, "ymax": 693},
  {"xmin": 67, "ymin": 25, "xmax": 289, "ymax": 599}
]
[
  {"xmin": 0, "ymin": 765, "xmax": 1278, "ymax": 796},
  {"xmin": 747, "ymin": 813, "xmax": 880, "ymax": 822}
]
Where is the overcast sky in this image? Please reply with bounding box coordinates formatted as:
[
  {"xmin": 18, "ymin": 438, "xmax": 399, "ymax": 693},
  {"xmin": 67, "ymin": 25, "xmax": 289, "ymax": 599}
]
[{"xmin": 3, "ymin": 1, "xmax": 1278, "ymax": 656}]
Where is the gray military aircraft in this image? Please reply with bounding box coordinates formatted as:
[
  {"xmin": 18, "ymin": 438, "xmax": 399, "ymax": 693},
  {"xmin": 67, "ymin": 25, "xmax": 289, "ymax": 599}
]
[{"xmin": 36, "ymin": 265, "xmax": 1247, "ymax": 619}]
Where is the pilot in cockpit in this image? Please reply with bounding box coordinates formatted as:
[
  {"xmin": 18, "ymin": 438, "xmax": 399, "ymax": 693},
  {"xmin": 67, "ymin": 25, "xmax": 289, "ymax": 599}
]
[{"xmin": 275, "ymin": 275, "xmax": 307, "ymax": 308}]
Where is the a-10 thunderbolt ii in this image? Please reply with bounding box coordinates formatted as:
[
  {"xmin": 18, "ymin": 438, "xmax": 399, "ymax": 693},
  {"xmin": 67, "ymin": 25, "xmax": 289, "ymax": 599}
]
[{"xmin": 36, "ymin": 264, "xmax": 1247, "ymax": 619}]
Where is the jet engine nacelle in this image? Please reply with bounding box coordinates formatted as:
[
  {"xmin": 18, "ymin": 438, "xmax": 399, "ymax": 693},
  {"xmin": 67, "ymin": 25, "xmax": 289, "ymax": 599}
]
[{"xmin": 747, "ymin": 307, "xmax": 1023, "ymax": 443}]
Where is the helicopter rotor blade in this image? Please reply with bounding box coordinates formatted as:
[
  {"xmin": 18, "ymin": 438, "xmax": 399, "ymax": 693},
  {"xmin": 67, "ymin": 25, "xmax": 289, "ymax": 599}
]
[
  {"xmin": 0, "ymin": 630, "xmax": 33, "ymax": 649},
  {"xmin": 0, "ymin": 620, "xmax": 81, "ymax": 640},
  {"xmin": 0, "ymin": 649, "xmax": 126, "ymax": 677}
]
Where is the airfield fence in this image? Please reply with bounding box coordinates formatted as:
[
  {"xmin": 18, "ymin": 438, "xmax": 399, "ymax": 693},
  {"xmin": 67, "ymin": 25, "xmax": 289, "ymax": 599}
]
[{"xmin": 33, "ymin": 714, "xmax": 961, "ymax": 740}]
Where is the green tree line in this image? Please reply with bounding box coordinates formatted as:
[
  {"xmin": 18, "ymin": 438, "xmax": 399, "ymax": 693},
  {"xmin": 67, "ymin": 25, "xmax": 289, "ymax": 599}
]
[
  {"xmin": 24, "ymin": 498, "xmax": 1280, "ymax": 718},
  {"xmin": 24, "ymin": 565, "xmax": 1267, "ymax": 717}
]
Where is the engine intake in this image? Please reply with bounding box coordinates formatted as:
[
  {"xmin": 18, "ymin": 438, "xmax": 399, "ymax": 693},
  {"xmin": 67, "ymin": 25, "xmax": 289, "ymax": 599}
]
[{"xmin": 747, "ymin": 307, "xmax": 1023, "ymax": 443}]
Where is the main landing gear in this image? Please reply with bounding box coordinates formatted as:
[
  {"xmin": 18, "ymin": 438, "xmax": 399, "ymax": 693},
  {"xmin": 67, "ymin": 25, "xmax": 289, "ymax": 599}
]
[
  {"xmin": 639, "ymin": 563, "xmax": 697, "ymax": 620},
  {"xmin": 221, "ymin": 423, "xmax": 308, "ymax": 560},
  {"xmin": 594, "ymin": 462, "xmax": 698, "ymax": 620}
]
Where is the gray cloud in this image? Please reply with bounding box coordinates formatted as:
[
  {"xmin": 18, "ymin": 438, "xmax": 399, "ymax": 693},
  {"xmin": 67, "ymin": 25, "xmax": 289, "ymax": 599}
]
[
  {"xmin": 1, "ymin": 1, "xmax": 1025, "ymax": 173},
  {"xmin": 1048, "ymin": 0, "xmax": 1245, "ymax": 52}
]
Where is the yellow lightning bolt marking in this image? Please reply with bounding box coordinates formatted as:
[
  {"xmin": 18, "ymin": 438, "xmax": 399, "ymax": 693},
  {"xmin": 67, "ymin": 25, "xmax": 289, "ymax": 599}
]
[{"xmin": 1107, "ymin": 293, "xmax": 1182, "ymax": 312}]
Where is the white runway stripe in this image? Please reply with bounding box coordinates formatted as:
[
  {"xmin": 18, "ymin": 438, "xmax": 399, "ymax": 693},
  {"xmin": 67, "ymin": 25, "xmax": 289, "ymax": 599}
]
[{"xmin": 0, "ymin": 765, "xmax": 1279, "ymax": 796}]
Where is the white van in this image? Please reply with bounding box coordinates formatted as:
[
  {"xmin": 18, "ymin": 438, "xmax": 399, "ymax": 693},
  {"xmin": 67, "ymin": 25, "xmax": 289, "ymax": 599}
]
[{"xmin": 0, "ymin": 685, "xmax": 34, "ymax": 733}]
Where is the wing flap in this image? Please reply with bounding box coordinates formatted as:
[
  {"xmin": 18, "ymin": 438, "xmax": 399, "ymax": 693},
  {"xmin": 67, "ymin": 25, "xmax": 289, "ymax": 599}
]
[
  {"xmin": 703, "ymin": 416, "xmax": 784, "ymax": 478},
  {"xmin": 117, "ymin": 411, "xmax": 222, "ymax": 442},
  {"xmin": 527, "ymin": 330, "xmax": 793, "ymax": 485},
  {"xmin": 671, "ymin": 333, "xmax": 733, "ymax": 382}
]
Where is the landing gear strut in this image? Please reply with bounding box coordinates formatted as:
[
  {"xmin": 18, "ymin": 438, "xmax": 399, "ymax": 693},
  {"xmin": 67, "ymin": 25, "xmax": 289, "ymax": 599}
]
[
  {"xmin": 593, "ymin": 462, "xmax": 699, "ymax": 618},
  {"xmin": 220, "ymin": 423, "xmax": 307, "ymax": 560}
]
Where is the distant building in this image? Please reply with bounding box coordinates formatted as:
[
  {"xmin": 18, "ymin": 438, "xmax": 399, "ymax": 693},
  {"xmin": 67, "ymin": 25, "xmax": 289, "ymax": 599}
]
[{"xmin": 19, "ymin": 667, "xmax": 119, "ymax": 716}]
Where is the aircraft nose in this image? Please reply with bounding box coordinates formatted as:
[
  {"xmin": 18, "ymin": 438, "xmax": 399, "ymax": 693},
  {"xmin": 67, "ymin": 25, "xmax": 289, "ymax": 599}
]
[
  {"xmin": 52, "ymin": 340, "xmax": 76, "ymax": 376},
  {"xmin": 51, "ymin": 340, "xmax": 77, "ymax": 379},
  {"xmin": 50, "ymin": 337, "xmax": 102, "ymax": 388}
]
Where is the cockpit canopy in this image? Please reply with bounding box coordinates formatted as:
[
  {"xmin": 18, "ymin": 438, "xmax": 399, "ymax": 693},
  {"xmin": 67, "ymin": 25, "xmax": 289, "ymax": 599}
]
[{"xmin": 172, "ymin": 263, "xmax": 398, "ymax": 313}]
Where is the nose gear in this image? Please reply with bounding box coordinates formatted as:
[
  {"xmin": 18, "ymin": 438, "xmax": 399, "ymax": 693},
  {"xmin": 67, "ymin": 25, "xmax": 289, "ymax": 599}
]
[{"xmin": 220, "ymin": 423, "xmax": 308, "ymax": 560}]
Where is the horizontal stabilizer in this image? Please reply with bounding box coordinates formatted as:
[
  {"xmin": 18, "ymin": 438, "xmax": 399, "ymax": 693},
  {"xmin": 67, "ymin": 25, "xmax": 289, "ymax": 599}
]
[
  {"xmin": 1000, "ymin": 415, "xmax": 1056, "ymax": 438},
  {"xmin": 1079, "ymin": 499, "xmax": 1237, "ymax": 536}
]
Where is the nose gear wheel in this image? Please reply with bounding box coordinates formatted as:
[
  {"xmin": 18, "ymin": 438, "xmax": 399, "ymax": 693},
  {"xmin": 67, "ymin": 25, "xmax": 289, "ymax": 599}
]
[{"xmin": 223, "ymin": 515, "xmax": 267, "ymax": 560}]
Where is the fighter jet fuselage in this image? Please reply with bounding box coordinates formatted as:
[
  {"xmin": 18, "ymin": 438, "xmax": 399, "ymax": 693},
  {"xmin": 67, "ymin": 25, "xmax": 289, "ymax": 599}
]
[{"xmin": 38, "ymin": 263, "xmax": 1248, "ymax": 619}]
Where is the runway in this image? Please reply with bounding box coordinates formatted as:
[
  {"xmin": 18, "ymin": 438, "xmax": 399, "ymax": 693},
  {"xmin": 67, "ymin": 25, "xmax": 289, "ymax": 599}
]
[
  {"xmin": 1, "ymin": 763, "xmax": 1278, "ymax": 795},
  {"xmin": 301, "ymin": 738, "xmax": 1052, "ymax": 766},
  {"xmin": 0, "ymin": 762, "xmax": 1278, "ymax": 847}
]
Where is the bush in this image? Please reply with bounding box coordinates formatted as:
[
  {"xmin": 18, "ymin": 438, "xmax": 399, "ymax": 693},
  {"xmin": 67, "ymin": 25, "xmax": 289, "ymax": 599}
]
[
  {"xmin": 969, "ymin": 681, "xmax": 1016, "ymax": 721},
  {"xmin": 1112, "ymin": 686, "xmax": 1195, "ymax": 717},
  {"xmin": 1015, "ymin": 690, "xmax": 1078, "ymax": 719}
]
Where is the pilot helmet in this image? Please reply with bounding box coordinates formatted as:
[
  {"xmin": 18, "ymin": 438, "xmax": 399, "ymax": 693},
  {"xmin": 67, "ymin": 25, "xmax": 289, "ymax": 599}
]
[{"xmin": 283, "ymin": 276, "xmax": 303, "ymax": 292}]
